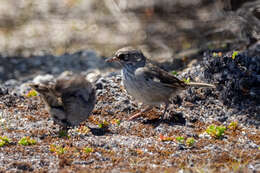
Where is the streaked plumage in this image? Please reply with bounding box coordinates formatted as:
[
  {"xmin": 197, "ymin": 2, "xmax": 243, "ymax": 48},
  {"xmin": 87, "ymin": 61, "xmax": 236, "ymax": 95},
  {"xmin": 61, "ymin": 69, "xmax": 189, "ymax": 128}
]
[{"xmin": 107, "ymin": 47, "xmax": 215, "ymax": 120}]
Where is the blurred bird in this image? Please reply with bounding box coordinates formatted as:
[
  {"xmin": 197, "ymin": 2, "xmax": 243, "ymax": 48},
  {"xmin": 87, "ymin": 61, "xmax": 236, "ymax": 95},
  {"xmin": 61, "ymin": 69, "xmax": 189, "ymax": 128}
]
[
  {"xmin": 107, "ymin": 47, "xmax": 215, "ymax": 120},
  {"xmin": 29, "ymin": 75, "xmax": 96, "ymax": 129}
]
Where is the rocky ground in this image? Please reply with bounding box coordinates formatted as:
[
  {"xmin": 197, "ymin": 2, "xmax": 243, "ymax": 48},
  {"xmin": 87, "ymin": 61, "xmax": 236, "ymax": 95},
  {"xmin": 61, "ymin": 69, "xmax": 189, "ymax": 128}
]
[
  {"xmin": 0, "ymin": 0, "xmax": 260, "ymax": 172},
  {"xmin": 0, "ymin": 44, "xmax": 259, "ymax": 172}
]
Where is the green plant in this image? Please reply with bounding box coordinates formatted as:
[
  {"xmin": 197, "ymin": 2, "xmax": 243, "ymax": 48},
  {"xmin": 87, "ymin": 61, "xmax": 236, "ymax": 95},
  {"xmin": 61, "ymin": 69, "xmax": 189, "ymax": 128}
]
[
  {"xmin": 98, "ymin": 120, "xmax": 109, "ymax": 128},
  {"xmin": 186, "ymin": 137, "xmax": 195, "ymax": 147},
  {"xmin": 18, "ymin": 136, "xmax": 36, "ymax": 146},
  {"xmin": 171, "ymin": 71, "xmax": 179, "ymax": 76},
  {"xmin": 183, "ymin": 77, "xmax": 190, "ymax": 84},
  {"xmin": 232, "ymin": 51, "xmax": 238, "ymax": 60},
  {"xmin": 212, "ymin": 52, "xmax": 218, "ymax": 57},
  {"xmin": 114, "ymin": 119, "xmax": 120, "ymax": 126},
  {"xmin": 49, "ymin": 144, "xmax": 67, "ymax": 155},
  {"xmin": 84, "ymin": 147, "xmax": 93, "ymax": 154},
  {"xmin": 228, "ymin": 121, "xmax": 238, "ymax": 130},
  {"xmin": 57, "ymin": 146, "xmax": 66, "ymax": 155},
  {"xmin": 206, "ymin": 124, "xmax": 226, "ymax": 139},
  {"xmin": 58, "ymin": 130, "xmax": 69, "ymax": 138},
  {"xmin": 26, "ymin": 89, "xmax": 38, "ymax": 97},
  {"xmin": 176, "ymin": 136, "xmax": 185, "ymax": 143},
  {"xmin": 212, "ymin": 52, "xmax": 222, "ymax": 57},
  {"xmin": 0, "ymin": 136, "xmax": 11, "ymax": 147}
]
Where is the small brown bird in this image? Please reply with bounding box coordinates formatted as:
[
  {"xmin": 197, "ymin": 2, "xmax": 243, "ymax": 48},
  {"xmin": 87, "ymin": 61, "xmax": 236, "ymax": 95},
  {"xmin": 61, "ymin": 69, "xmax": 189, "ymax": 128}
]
[
  {"xmin": 107, "ymin": 47, "xmax": 215, "ymax": 120},
  {"xmin": 29, "ymin": 75, "xmax": 96, "ymax": 129}
]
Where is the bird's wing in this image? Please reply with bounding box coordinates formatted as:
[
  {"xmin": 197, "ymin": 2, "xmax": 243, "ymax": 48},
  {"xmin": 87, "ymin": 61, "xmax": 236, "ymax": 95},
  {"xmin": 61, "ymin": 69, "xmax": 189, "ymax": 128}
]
[
  {"xmin": 61, "ymin": 88, "xmax": 96, "ymax": 126},
  {"xmin": 135, "ymin": 62, "xmax": 187, "ymax": 89}
]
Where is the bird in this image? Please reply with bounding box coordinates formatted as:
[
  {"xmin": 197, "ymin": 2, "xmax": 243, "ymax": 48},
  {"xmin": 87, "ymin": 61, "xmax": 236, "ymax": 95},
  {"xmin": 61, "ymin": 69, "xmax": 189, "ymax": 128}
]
[
  {"xmin": 106, "ymin": 47, "xmax": 215, "ymax": 120},
  {"xmin": 29, "ymin": 74, "xmax": 96, "ymax": 130}
]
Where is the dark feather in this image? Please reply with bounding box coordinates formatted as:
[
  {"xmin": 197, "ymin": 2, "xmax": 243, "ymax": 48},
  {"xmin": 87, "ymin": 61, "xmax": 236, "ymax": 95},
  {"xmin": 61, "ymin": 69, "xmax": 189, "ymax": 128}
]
[{"xmin": 141, "ymin": 61, "xmax": 187, "ymax": 89}]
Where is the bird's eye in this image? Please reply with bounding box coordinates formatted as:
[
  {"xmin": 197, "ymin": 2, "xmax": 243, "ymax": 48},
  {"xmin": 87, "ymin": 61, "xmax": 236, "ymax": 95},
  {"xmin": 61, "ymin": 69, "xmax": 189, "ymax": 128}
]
[
  {"xmin": 118, "ymin": 54, "xmax": 128, "ymax": 61},
  {"xmin": 118, "ymin": 54, "xmax": 124, "ymax": 59}
]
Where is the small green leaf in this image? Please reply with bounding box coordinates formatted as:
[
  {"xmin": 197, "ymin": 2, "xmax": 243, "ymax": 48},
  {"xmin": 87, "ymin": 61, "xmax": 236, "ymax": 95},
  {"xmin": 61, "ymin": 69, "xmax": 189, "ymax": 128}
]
[
  {"xmin": 49, "ymin": 144, "xmax": 66, "ymax": 155},
  {"xmin": 57, "ymin": 146, "xmax": 66, "ymax": 155},
  {"xmin": 98, "ymin": 123, "xmax": 103, "ymax": 128},
  {"xmin": 18, "ymin": 137, "xmax": 36, "ymax": 146},
  {"xmin": 0, "ymin": 136, "xmax": 10, "ymax": 143},
  {"xmin": 98, "ymin": 120, "xmax": 109, "ymax": 128},
  {"xmin": 206, "ymin": 124, "xmax": 226, "ymax": 139},
  {"xmin": 84, "ymin": 147, "xmax": 93, "ymax": 154},
  {"xmin": 232, "ymin": 51, "xmax": 238, "ymax": 60},
  {"xmin": 183, "ymin": 77, "xmax": 190, "ymax": 84},
  {"xmin": 171, "ymin": 71, "xmax": 179, "ymax": 76},
  {"xmin": 26, "ymin": 89, "xmax": 38, "ymax": 97},
  {"xmin": 115, "ymin": 119, "xmax": 120, "ymax": 126},
  {"xmin": 58, "ymin": 130, "xmax": 69, "ymax": 138},
  {"xmin": 186, "ymin": 137, "xmax": 195, "ymax": 147},
  {"xmin": 212, "ymin": 52, "xmax": 218, "ymax": 57},
  {"xmin": 228, "ymin": 121, "xmax": 238, "ymax": 130},
  {"xmin": 176, "ymin": 136, "xmax": 184, "ymax": 143},
  {"xmin": 0, "ymin": 140, "xmax": 6, "ymax": 147}
]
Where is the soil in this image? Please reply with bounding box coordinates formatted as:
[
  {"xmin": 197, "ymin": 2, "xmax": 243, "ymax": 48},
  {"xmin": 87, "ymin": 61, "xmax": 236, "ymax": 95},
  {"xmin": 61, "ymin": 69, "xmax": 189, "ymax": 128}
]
[{"xmin": 0, "ymin": 45, "xmax": 259, "ymax": 172}]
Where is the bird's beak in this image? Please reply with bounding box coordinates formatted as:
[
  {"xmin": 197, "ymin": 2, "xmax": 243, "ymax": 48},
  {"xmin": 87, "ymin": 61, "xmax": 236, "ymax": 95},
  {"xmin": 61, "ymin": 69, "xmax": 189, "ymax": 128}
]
[{"xmin": 106, "ymin": 56, "xmax": 119, "ymax": 62}]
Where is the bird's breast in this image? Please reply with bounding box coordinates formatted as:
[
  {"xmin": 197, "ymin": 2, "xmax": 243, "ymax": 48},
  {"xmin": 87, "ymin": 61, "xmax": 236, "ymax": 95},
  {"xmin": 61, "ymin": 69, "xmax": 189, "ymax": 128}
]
[{"xmin": 122, "ymin": 69, "xmax": 172, "ymax": 105}]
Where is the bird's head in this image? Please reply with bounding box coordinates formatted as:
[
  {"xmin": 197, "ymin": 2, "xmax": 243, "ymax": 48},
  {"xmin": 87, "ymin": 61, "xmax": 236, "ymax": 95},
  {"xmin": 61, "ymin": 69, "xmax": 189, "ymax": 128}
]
[
  {"xmin": 28, "ymin": 83, "xmax": 59, "ymax": 97},
  {"xmin": 28, "ymin": 83, "xmax": 50, "ymax": 94},
  {"xmin": 106, "ymin": 47, "xmax": 146, "ymax": 68}
]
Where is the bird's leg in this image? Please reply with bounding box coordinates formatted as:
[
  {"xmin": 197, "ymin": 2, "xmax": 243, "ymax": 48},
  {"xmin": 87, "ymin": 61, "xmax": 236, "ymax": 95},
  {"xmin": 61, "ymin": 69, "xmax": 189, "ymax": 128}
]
[
  {"xmin": 128, "ymin": 106, "xmax": 153, "ymax": 120},
  {"xmin": 161, "ymin": 102, "xmax": 169, "ymax": 120}
]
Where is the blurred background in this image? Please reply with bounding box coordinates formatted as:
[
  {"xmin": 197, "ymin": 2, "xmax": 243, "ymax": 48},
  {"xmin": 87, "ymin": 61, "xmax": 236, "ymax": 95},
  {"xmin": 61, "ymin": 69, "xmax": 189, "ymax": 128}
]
[{"xmin": 0, "ymin": 0, "xmax": 259, "ymax": 79}]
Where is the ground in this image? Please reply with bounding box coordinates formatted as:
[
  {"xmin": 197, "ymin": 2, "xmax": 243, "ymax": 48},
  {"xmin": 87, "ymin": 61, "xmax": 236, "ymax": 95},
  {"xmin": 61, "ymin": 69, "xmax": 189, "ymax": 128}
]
[{"xmin": 0, "ymin": 48, "xmax": 259, "ymax": 172}]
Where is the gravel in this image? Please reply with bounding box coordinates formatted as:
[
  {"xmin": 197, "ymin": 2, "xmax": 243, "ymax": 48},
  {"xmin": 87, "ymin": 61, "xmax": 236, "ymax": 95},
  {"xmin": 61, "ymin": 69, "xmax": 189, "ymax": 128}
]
[{"xmin": 0, "ymin": 46, "xmax": 259, "ymax": 172}]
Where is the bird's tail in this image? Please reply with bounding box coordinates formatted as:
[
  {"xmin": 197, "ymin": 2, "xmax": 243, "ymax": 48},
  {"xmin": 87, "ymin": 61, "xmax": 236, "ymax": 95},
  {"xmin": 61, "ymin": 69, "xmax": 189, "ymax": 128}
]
[{"xmin": 187, "ymin": 82, "xmax": 215, "ymax": 88}]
